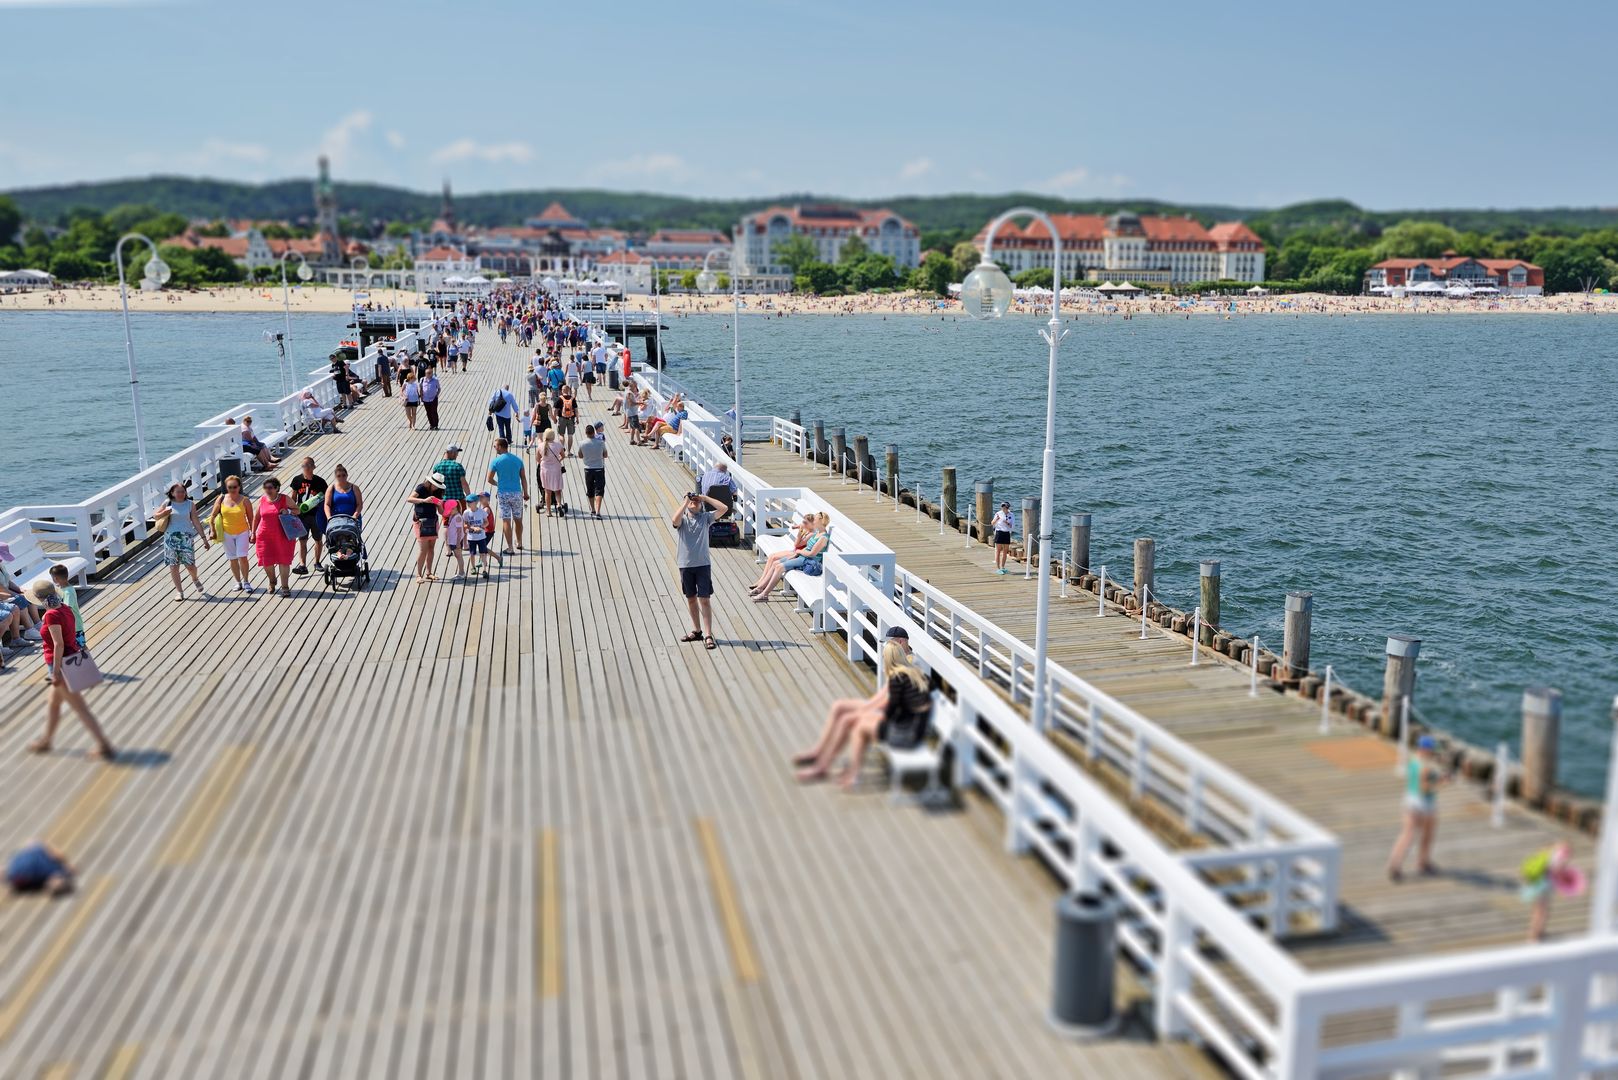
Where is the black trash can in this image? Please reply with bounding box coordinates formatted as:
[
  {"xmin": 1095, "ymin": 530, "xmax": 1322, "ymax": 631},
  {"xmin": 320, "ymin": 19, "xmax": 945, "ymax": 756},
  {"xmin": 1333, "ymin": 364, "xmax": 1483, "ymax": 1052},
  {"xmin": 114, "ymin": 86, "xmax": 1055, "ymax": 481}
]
[
  {"xmin": 608, "ymin": 369, "xmax": 621, "ymax": 390},
  {"xmin": 1048, "ymin": 893, "xmax": 1118, "ymax": 1038},
  {"xmin": 217, "ymin": 456, "xmax": 243, "ymax": 487}
]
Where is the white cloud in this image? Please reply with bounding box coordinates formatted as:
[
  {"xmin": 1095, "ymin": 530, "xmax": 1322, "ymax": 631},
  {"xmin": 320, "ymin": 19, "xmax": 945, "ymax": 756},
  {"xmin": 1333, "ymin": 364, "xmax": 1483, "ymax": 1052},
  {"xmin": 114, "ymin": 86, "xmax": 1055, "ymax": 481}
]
[
  {"xmin": 587, "ymin": 152, "xmax": 690, "ymax": 182},
  {"xmin": 1036, "ymin": 165, "xmax": 1131, "ymax": 195},
  {"xmin": 430, "ymin": 138, "xmax": 535, "ymax": 165},
  {"xmin": 126, "ymin": 138, "xmax": 270, "ymax": 173},
  {"xmin": 385, "ymin": 131, "xmax": 407, "ymax": 150},
  {"xmin": 899, "ymin": 156, "xmax": 934, "ymax": 181},
  {"xmin": 319, "ymin": 109, "xmax": 374, "ymax": 165}
]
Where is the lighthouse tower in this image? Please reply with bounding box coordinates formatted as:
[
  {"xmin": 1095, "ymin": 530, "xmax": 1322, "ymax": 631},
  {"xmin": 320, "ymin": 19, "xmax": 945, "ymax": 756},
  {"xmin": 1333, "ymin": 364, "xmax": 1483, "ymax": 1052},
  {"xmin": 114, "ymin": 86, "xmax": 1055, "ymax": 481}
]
[{"xmin": 314, "ymin": 155, "xmax": 340, "ymax": 264}]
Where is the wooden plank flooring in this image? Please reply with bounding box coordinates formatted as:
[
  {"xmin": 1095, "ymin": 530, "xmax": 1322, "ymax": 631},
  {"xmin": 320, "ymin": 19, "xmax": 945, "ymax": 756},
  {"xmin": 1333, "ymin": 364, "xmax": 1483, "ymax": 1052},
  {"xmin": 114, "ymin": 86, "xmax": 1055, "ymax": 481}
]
[
  {"xmin": 743, "ymin": 448, "xmax": 1597, "ymax": 971},
  {"xmin": 0, "ymin": 336, "xmax": 1213, "ymax": 1078}
]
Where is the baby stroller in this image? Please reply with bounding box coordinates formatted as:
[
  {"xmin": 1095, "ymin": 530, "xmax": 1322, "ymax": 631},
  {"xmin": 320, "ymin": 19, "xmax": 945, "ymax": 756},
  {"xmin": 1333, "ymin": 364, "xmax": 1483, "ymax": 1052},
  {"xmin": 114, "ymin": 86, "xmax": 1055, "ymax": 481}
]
[{"xmin": 322, "ymin": 515, "xmax": 370, "ymax": 590}]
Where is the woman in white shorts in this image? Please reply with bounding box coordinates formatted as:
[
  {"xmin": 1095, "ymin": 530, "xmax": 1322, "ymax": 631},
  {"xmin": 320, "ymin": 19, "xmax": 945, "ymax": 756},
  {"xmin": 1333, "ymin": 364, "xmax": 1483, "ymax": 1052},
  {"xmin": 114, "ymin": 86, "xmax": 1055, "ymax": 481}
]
[{"xmin": 213, "ymin": 477, "xmax": 258, "ymax": 592}]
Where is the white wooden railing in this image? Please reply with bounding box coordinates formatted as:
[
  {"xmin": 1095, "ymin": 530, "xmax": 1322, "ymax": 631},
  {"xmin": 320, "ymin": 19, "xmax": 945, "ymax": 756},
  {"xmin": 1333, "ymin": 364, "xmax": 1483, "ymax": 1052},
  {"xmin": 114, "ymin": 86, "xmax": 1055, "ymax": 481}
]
[
  {"xmin": 821, "ymin": 549, "xmax": 1303, "ymax": 1079},
  {"xmin": 771, "ymin": 416, "xmax": 809, "ymax": 459},
  {"xmin": 2, "ymin": 320, "xmax": 429, "ymax": 579},
  {"xmin": 893, "ymin": 566, "xmax": 1341, "ymax": 934}
]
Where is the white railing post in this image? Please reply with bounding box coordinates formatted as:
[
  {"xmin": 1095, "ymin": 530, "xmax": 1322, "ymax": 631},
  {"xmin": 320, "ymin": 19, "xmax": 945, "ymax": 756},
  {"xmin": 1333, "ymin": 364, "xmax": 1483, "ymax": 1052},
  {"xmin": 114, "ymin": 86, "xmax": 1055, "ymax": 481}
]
[
  {"xmin": 1249, "ymin": 635, "xmax": 1260, "ymax": 696},
  {"xmin": 1493, "ymin": 741, "xmax": 1509, "ymax": 828},
  {"xmin": 1131, "ymin": 732, "xmax": 1147, "ymax": 802},
  {"xmin": 1086, "ymin": 701, "xmax": 1100, "ymax": 761},
  {"xmin": 1060, "ymin": 549, "xmax": 1068, "ymax": 598},
  {"xmin": 1140, "ymin": 583, "xmax": 1150, "ymax": 639},
  {"xmin": 1187, "ymin": 771, "xmax": 1204, "ymax": 833},
  {"xmin": 1191, "ymin": 606, "xmax": 1201, "ymax": 666},
  {"xmin": 1319, "ymin": 664, "xmax": 1334, "ymax": 733},
  {"xmin": 894, "ymin": 467, "xmax": 901, "ymax": 512},
  {"xmin": 948, "ymin": 611, "xmax": 960, "ymax": 657},
  {"xmin": 1155, "ymin": 904, "xmax": 1191, "ymax": 1039},
  {"xmin": 1096, "ymin": 566, "xmax": 1106, "ymax": 618},
  {"xmin": 1005, "ymin": 751, "xmax": 1028, "ymax": 855},
  {"xmin": 964, "ymin": 504, "xmax": 973, "ymax": 550},
  {"xmin": 1009, "ymin": 654, "xmax": 1021, "ymax": 704}
]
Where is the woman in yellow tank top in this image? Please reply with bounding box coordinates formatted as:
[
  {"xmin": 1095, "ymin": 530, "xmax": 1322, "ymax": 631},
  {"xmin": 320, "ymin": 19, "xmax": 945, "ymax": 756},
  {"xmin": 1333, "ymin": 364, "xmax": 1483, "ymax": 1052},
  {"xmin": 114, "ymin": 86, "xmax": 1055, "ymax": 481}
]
[{"xmin": 213, "ymin": 478, "xmax": 258, "ymax": 593}]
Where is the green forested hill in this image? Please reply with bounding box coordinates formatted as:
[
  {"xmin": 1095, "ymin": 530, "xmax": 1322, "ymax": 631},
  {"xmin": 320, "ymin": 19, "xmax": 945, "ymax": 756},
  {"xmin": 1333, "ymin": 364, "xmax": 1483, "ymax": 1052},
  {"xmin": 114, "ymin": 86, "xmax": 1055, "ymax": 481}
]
[{"xmin": 6, "ymin": 176, "xmax": 1617, "ymax": 243}]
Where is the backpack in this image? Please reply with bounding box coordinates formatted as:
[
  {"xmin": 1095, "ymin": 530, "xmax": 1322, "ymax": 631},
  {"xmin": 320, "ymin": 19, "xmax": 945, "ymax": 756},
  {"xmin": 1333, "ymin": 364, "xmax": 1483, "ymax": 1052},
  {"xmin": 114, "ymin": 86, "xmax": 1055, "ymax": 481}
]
[{"xmin": 488, "ymin": 391, "xmax": 505, "ymax": 414}]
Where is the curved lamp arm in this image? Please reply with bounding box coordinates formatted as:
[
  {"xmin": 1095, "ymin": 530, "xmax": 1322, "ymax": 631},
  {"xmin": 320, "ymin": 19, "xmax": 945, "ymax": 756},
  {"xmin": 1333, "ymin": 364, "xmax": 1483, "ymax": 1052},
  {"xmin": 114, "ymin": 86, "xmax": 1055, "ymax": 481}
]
[{"xmin": 979, "ymin": 205, "xmax": 1062, "ymax": 314}]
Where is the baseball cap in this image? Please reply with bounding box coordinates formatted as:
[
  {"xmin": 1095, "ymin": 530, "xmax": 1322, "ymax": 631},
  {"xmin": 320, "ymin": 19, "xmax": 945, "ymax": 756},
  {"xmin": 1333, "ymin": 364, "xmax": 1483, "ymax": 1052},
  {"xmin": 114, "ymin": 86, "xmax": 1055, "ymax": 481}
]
[
  {"xmin": 884, "ymin": 625, "xmax": 910, "ymax": 641},
  {"xmin": 1417, "ymin": 735, "xmax": 1437, "ymax": 751},
  {"xmin": 446, "ymin": 443, "xmax": 463, "ymax": 454}
]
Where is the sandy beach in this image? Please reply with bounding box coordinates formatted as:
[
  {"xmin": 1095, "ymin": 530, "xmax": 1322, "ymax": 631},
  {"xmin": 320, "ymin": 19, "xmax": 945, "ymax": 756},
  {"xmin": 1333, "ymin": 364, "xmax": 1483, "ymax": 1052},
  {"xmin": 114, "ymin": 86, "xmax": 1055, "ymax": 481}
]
[{"xmin": 2, "ymin": 283, "xmax": 1614, "ymax": 317}]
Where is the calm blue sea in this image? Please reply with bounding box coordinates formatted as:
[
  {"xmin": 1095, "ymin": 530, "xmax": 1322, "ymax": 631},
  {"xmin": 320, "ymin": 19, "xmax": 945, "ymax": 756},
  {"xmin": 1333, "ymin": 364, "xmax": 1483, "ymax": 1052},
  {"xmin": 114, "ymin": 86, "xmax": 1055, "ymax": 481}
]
[
  {"xmin": 2, "ymin": 309, "xmax": 1615, "ymax": 792},
  {"xmin": 660, "ymin": 310, "xmax": 1618, "ymax": 794}
]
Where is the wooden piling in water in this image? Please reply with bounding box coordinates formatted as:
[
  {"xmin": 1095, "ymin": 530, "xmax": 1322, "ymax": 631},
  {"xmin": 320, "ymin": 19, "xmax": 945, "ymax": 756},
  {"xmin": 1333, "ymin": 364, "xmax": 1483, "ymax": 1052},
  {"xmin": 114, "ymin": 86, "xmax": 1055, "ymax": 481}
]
[
  {"xmin": 1521, "ymin": 686, "xmax": 1562, "ymax": 806},
  {"xmin": 942, "ymin": 467, "xmax": 958, "ymax": 530},
  {"xmin": 830, "ymin": 428, "xmax": 847, "ymax": 474},
  {"xmin": 1070, "ymin": 513, "xmax": 1090, "ymax": 577},
  {"xmin": 1381, "ymin": 636, "xmax": 1421, "ymax": 736},
  {"xmin": 853, "ymin": 435, "xmax": 870, "ymax": 485},
  {"xmin": 885, "ymin": 444, "xmax": 899, "ymax": 496},
  {"xmin": 1133, "ymin": 538, "xmax": 1154, "ymax": 609},
  {"xmin": 813, "ymin": 420, "xmax": 827, "ymax": 464},
  {"xmin": 974, "ymin": 481, "xmax": 993, "ymax": 544},
  {"xmin": 1283, "ymin": 592, "xmax": 1313, "ymax": 679},
  {"xmin": 1199, "ymin": 561, "xmax": 1220, "ymax": 647},
  {"xmin": 1022, "ymin": 497, "xmax": 1039, "ymax": 562}
]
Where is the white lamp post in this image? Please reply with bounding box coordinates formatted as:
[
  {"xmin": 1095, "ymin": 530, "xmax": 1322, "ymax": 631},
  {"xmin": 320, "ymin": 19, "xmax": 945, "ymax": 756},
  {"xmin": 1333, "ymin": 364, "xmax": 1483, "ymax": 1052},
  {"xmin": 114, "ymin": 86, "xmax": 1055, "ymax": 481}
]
[
  {"xmin": 113, "ymin": 232, "xmax": 172, "ymax": 472},
  {"xmin": 651, "ymin": 257, "xmax": 663, "ymax": 397},
  {"xmin": 962, "ymin": 207, "xmax": 1068, "ymax": 734},
  {"xmin": 278, "ymin": 250, "xmax": 313, "ymax": 395},
  {"xmin": 700, "ymin": 247, "xmax": 742, "ymax": 463}
]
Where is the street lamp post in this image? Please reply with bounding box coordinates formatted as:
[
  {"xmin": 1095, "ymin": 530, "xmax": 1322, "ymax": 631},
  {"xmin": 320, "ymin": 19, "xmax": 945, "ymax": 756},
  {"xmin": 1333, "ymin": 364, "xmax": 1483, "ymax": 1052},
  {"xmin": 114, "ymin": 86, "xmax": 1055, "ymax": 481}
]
[
  {"xmin": 113, "ymin": 232, "xmax": 172, "ymax": 472},
  {"xmin": 698, "ymin": 247, "xmax": 741, "ymax": 464},
  {"xmin": 652, "ymin": 258, "xmax": 663, "ymax": 397},
  {"xmin": 961, "ymin": 207, "xmax": 1068, "ymax": 734},
  {"xmin": 278, "ymin": 250, "xmax": 313, "ymax": 396}
]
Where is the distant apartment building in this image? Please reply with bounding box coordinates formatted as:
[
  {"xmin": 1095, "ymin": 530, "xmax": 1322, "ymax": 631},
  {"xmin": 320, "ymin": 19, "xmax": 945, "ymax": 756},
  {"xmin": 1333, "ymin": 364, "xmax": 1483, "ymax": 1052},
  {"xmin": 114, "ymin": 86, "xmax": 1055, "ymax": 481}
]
[
  {"xmin": 732, "ymin": 204, "xmax": 922, "ymax": 286},
  {"xmin": 161, "ymin": 228, "xmax": 325, "ymax": 272},
  {"xmin": 1364, "ymin": 253, "xmax": 1543, "ymax": 294},
  {"xmin": 642, "ymin": 229, "xmax": 730, "ymax": 270},
  {"xmin": 972, "ymin": 211, "xmax": 1266, "ymax": 286}
]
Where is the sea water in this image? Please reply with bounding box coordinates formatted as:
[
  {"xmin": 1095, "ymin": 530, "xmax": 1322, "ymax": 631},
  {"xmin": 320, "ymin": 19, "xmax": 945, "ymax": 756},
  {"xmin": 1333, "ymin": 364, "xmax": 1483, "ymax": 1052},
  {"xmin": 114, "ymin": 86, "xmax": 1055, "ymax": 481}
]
[
  {"xmin": 660, "ymin": 310, "xmax": 1618, "ymax": 794},
  {"xmin": 2, "ymin": 308, "xmax": 1615, "ymax": 792}
]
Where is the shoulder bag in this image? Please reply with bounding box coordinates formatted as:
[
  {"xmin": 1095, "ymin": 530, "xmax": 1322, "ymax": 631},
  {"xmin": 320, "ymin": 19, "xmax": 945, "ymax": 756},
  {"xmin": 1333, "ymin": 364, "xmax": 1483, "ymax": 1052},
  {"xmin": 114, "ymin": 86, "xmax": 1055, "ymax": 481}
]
[{"xmin": 60, "ymin": 650, "xmax": 104, "ymax": 694}]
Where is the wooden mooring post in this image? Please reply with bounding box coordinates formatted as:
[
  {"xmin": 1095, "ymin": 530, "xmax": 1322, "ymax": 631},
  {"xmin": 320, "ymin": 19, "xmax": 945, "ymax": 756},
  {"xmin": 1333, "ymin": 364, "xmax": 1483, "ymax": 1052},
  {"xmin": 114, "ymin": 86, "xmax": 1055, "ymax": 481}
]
[
  {"xmin": 1521, "ymin": 686, "xmax": 1562, "ymax": 806},
  {"xmin": 941, "ymin": 467, "xmax": 958, "ymax": 529},
  {"xmin": 1199, "ymin": 561, "xmax": 1220, "ymax": 647},
  {"xmin": 1283, "ymin": 591, "xmax": 1312, "ymax": 679},
  {"xmin": 1070, "ymin": 513, "xmax": 1090, "ymax": 578},
  {"xmin": 974, "ymin": 481, "xmax": 993, "ymax": 544},
  {"xmin": 1381, "ymin": 636, "xmax": 1421, "ymax": 737},
  {"xmin": 1133, "ymin": 538, "xmax": 1154, "ymax": 609}
]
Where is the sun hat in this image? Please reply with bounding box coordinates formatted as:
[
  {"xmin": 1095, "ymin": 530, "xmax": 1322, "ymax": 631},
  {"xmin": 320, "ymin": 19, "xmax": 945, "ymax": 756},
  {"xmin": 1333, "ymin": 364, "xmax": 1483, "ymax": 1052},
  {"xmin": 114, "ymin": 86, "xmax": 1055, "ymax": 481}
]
[
  {"xmin": 427, "ymin": 472, "xmax": 446, "ymax": 488},
  {"xmin": 24, "ymin": 580, "xmax": 57, "ymax": 606}
]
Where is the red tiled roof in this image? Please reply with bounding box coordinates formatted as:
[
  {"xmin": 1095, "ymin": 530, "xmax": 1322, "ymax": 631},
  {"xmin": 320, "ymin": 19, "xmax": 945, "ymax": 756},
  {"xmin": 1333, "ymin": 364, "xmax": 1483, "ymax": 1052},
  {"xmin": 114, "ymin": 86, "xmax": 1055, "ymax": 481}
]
[
  {"xmin": 267, "ymin": 238, "xmax": 325, "ymax": 257},
  {"xmin": 1139, "ymin": 217, "xmax": 1212, "ymax": 243},
  {"xmin": 598, "ymin": 250, "xmax": 646, "ymax": 264},
  {"xmin": 744, "ymin": 204, "xmax": 917, "ymax": 234},
  {"xmin": 649, "ymin": 229, "xmax": 729, "ymax": 245},
  {"xmin": 419, "ymin": 246, "xmax": 469, "ymax": 261},
  {"xmin": 532, "ymin": 201, "xmax": 577, "ymax": 223},
  {"xmin": 1208, "ymin": 222, "xmax": 1264, "ymax": 247}
]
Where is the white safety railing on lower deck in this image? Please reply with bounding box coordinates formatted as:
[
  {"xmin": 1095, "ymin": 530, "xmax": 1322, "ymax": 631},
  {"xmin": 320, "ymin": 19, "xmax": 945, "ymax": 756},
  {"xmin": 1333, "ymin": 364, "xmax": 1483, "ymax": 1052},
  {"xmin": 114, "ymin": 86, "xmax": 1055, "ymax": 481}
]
[
  {"xmin": 1287, "ymin": 935, "xmax": 1618, "ymax": 1079},
  {"xmin": 821, "ymin": 550, "xmax": 1306, "ymax": 1080},
  {"xmin": 893, "ymin": 567, "xmax": 1340, "ymax": 935},
  {"xmin": 771, "ymin": 416, "xmax": 808, "ymax": 459}
]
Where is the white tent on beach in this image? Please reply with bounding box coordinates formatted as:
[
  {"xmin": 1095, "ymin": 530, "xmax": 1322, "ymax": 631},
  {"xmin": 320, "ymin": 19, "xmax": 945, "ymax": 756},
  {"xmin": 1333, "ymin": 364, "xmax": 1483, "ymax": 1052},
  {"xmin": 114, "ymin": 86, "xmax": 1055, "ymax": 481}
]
[
  {"xmin": 1097, "ymin": 281, "xmax": 1143, "ymax": 296},
  {"xmin": 1246, "ymin": 285, "xmax": 1269, "ymax": 296}
]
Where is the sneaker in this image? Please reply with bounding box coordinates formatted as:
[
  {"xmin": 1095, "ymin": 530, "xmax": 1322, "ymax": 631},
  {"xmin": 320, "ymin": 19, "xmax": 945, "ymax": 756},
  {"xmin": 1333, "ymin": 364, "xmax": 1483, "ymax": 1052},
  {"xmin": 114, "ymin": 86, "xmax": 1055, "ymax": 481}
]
[
  {"xmin": 994, "ymin": 568, "xmax": 1007, "ymax": 576},
  {"xmin": 292, "ymin": 564, "xmax": 309, "ymax": 576},
  {"xmin": 172, "ymin": 591, "xmax": 186, "ymax": 602},
  {"xmin": 23, "ymin": 628, "xmax": 42, "ymax": 642},
  {"xmin": 242, "ymin": 583, "xmax": 255, "ymax": 594}
]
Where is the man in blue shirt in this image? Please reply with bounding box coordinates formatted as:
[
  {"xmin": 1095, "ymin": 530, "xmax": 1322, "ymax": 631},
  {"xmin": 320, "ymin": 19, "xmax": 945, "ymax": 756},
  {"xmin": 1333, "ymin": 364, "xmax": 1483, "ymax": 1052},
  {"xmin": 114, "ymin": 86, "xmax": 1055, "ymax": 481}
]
[{"xmin": 486, "ymin": 438, "xmax": 530, "ymax": 555}]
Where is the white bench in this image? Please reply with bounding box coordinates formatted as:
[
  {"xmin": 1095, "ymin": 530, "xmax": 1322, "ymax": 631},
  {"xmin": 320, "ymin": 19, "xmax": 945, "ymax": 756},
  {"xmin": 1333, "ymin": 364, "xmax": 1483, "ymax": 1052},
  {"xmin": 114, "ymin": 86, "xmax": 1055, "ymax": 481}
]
[
  {"xmin": 880, "ymin": 690, "xmax": 963, "ymax": 805},
  {"xmin": 1, "ymin": 518, "xmax": 92, "ymax": 591},
  {"xmin": 660, "ymin": 431, "xmax": 685, "ymax": 460}
]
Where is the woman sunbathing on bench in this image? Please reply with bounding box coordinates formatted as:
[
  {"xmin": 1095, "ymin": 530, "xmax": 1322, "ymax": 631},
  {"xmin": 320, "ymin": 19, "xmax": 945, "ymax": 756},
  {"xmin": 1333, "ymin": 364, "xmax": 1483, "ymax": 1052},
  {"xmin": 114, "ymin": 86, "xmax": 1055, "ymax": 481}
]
[
  {"xmin": 750, "ymin": 516, "xmax": 828, "ymax": 601},
  {"xmin": 746, "ymin": 515, "xmax": 818, "ymax": 593},
  {"xmin": 793, "ymin": 626, "xmax": 932, "ymax": 790},
  {"xmin": 639, "ymin": 396, "xmax": 688, "ymax": 446}
]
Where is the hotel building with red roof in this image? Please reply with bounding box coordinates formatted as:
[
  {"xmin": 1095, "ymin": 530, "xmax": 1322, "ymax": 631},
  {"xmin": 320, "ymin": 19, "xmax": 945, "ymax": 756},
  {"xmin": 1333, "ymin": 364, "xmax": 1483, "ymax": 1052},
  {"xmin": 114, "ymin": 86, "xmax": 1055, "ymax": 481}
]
[
  {"xmin": 733, "ymin": 204, "xmax": 921, "ymax": 286},
  {"xmin": 1363, "ymin": 253, "xmax": 1543, "ymax": 294},
  {"xmin": 973, "ymin": 211, "xmax": 1266, "ymax": 286}
]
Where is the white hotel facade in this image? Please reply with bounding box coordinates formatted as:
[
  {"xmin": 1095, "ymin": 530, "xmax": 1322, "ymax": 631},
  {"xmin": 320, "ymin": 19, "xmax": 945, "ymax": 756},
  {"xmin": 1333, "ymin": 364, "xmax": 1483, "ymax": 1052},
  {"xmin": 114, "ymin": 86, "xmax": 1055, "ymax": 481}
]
[
  {"xmin": 732, "ymin": 203, "xmax": 921, "ymax": 290},
  {"xmin": 974, "ymin": 211, "xmax": 1266, "ymax": 286}
]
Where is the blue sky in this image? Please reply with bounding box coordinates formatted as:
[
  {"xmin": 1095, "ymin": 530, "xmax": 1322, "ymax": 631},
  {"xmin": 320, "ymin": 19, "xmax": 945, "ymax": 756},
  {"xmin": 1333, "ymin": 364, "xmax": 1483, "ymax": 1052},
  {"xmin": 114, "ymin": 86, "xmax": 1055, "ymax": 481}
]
[{"xmin": 0, "ymin": 0, "xmax": 1609, "ymax": 209}]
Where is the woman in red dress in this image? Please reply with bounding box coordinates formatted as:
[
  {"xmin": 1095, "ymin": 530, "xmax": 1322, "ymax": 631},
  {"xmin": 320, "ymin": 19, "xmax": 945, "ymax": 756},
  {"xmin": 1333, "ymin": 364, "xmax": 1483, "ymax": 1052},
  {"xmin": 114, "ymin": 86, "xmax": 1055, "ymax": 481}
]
[{"xmin": 254, "ymin": 476, "xmax": 297, "ymax": 597}]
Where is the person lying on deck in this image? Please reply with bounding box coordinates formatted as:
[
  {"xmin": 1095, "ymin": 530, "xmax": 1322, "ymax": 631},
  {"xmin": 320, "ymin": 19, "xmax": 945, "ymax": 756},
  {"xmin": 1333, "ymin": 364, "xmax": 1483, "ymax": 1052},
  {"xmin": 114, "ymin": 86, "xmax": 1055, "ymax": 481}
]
[
  {"xmin": 6, "ymin": 841, "xmax": 75, "ymax": 896},
  {"xmin": 792, "ymin": 626, "xmax": 932, "ymax": 791}
]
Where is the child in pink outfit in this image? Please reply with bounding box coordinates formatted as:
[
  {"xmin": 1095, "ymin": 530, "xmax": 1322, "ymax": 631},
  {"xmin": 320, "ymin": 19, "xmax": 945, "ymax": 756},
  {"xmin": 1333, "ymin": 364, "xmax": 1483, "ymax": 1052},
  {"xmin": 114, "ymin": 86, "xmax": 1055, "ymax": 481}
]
[{"xmin": 442, "ymin": 500, "xmax": 468, "ymax": 580}]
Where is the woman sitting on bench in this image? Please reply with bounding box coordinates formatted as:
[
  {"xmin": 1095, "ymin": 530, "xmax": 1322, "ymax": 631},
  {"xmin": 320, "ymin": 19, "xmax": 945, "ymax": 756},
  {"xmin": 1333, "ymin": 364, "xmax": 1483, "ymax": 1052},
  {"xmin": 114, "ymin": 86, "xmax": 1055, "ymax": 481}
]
[
  {"xmin": 792, "ymin": 626, "xmax": 932, "ymax": 790},
  {"xmin": 746, "ymin": 515, "xmax": 817, "ymax": 593},
  {"xmin": 750, "ymin": 515, "xmax": 828, "ymax": 601},
  {"xmin": 638, "ymin": 395, "xmax": 688, "ymax": 446}
]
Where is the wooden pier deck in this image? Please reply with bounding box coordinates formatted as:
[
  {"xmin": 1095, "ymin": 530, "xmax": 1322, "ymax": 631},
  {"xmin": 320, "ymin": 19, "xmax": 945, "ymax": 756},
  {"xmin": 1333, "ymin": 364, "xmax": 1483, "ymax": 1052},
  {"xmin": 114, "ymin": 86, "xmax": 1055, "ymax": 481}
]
[
  {"xmin": 743, "ymin": 447, "xmax": 1597, "ymax": 972},
  {"xmin": 0, "ymin": 340, "xmax": 1214, "ymax": 1078}
]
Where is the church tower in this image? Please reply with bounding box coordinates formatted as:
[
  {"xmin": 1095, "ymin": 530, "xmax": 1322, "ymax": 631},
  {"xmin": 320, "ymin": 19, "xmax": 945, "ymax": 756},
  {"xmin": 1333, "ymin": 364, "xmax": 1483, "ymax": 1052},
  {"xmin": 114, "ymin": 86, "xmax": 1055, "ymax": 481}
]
[
  {"xmin": 314, "ymin": 155, "xmax": 340, "ymax": 264},
  {"xmin": 440, "ymin": 178, "xmax": 456, "ymax": 234}
]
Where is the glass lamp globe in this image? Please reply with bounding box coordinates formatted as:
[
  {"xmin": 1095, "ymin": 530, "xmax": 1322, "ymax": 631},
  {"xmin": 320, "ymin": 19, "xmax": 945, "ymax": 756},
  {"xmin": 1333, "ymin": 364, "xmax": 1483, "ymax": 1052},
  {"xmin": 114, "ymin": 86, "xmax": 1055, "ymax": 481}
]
[
  {"xmin": 960, "ymin": 261, "xmax": 1013, "ymax": 319},
  {"xmin": 696, "ymin": 269, "xmax": 717, "ymax": 294},
  {"xmin": 144, "ymin": 256, "xmax": 172, "ymax": 288},
  {"xmin": 296, "ymin": 262, "xmax": 313, "ymax": 282}
]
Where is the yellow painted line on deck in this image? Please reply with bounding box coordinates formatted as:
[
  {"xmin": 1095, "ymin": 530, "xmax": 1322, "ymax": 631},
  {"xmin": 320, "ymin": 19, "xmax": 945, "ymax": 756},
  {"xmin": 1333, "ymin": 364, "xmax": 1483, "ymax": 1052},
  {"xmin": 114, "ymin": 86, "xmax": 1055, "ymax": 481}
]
[
  {"xmin": 155, "ymin": 745, "xmax": 255, "ymax": 867},
  {"xmin": 694, "ymin": 817, "xmax": 760, "ymax": 984},
  {"xmin": 0, "ymin": 877, "xmax": 113, "ymax": 1043},
  {"xmin": 102, "ymin": 1044, "xmax": 142, "ymax": 1080},
  {"xmin": 48, "ymin": 769, "xmax": 132, "ymax": 854},
  {"xmin": 538, "ymin": 829, "xmax": 562, "ymax": 999},
  {"xmin": 38, "ymin": 1062, "xmax": 72, "ymax": 1080}
]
